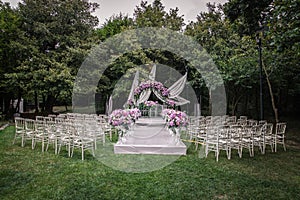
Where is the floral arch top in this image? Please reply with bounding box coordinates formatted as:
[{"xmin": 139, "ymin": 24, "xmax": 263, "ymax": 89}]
[{"xmin": 134, "ymin": 81, "xmax": 169, "ymax": 98}]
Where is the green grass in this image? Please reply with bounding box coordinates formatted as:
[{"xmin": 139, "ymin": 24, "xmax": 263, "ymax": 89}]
[{"xmin": 0, "ymin": 126, "xmax": 300, "ymax": 200}]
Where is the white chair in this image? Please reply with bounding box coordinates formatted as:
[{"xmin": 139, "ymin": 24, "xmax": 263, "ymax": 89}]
[
  {"xmin": 253, "ymin": 125, "xmax": 265, "ymax": 154},
  {"xmin": 240, "ymin": 125, "xmax": 254, "ymax": 157},
  {"xmin": 259, "ymin": 120, "xmax": 267, "ymax": 125},
  {"xmin": 24, "ymin": 119, "xmax": 36, "ymax": 149},
  {"xmin": 228, "ymin": 125, "xmax": 242, "ymax": 159},
  {"xmin": 36, "ymin": 116, "xmax": 44, "ymax": 121},
  {"xmin": 205, "ymin": 125, "xmax": 230, "ymax": 162},
  {"xmin": 225, "ymin": 116, "xmax": 236, "ymax": 124},
  {"xmin": 13, "ymin": 117, "xmax": 26, "ymax": 146},
  {"xmin": 274, "ymin": 122, "xmax": 287, "ymax": 152},
  {"xmin": 194, "ymin": 124, "xmax": 207, "ymax": 150},
  {"xmin": 247, "ymin": 119, "xmax": 257, "ymax": 126},
  {"xmin": 33, "ymin": 120, "xmax": 48, "ymax": 152},
  {"xmin": 57, "ymin": 122, "xmax": 74, "ymax": 157},
  {"xmin": 263, "ymin": 123, "xmax": 274, "ymax": 153},
  {"xmin": 45, "ymin": 121, "xmax": 60, "ymax": 154},
  {"xmin": 239, "ymin": 116, "xmax": 247, "ymax": 121},
  {"xmin": 71, "ymin": 123, "xmax": 95, "ymax": 160}
]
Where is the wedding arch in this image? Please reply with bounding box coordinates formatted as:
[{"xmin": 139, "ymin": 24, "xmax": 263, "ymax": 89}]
[{"xmin": 125, "ymin": 64, "xmax": 190, "ymax": 107}]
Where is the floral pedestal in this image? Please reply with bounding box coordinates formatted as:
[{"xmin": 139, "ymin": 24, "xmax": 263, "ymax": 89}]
[{"xmin": 168, "ymin": 127, "xmax": 181, "ymax": 145}]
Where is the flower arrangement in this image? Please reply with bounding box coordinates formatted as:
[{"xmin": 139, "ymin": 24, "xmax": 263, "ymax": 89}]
[
  {"xmin": 108, "ymin": 108, "xmax": 141, "ymax": 127},
  {"xmin": 167, "ymin": 99, "xmax": 176, "ymax": 108},
  {"xmin": 128, "ymin": 108, "xmax": 141, "ymax": 121},
  {"xmin": 127, "ymin": 99, "xmax": 134, "ymax": 108},
  {"xmin": 144, "ymin": 100, "xmax": 157, "ymax": 107},
  {"xmin": 134, "ymin": 81, "xmax": 169, "ymax": 99},
  {"xmin": 108, "ymin": 109, "xmax": 133, "ymax": 127},
  {"xmin": 162, "ymin": 109, "xmax": 188, "ymax": 128}
]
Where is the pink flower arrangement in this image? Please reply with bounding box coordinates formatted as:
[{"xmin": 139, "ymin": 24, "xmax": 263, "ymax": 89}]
[
  {"xmin": 162, "ymin": 109, "xmax": 188, "ymax": 128},
  {"xmin": 144, "ymin": 100, "xmax": 157, "ymax": 107},
  {"xmin": 108, "ymin": 109, "xmax": 133, "ymax": 127},
  {"xmin": 108, "ymin": 108, "xmax": 141, "ymax": 127},
  {"xmin": 134, "ymin": 81, "xmax": 169, "ymax": 98},
  {"xmin": 127, "ymin": 108, "xmax": 141, "ymax": 121},
  {"xmin": 167, "ymin": 99, "xmax": 176, "ymax": 107},
  {"xmin": 127, "ymin": 99, "xmax": 134, "ymax": 106}
]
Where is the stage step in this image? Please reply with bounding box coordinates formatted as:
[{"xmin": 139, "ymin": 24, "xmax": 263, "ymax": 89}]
[{"xmin": 114, "ymin": 117, "xmax": 187, "ymax": 155}]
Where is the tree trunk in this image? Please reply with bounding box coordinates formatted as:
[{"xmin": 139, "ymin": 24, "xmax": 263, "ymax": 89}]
[
  {"xmin": 262, "ymin": 61, "xmax": 279, "ymax": 123},
  {"xmin": 231, "ymin": 94, "xmax": 243, "ymax": 116},
  {"xmin": 42, "ymin": 95, "xmax": 46, "ymax": 112},
  {"xmin": 14, "ymin": 90, "xmax": 22, "ymax": 113},
  {"xmin": 209, "ymin": 88, "xmax": 212, "ymax": 116},
  {"xmin": 45, "ymin": 94, "xmax": 55, "ymax": 113},
  {"xmin": 34, "ymin": 91, "xmax": 39, "ymax": 113},
  {"xmin": 65, "ymin": 104, "xmax": 68, "ymax": 112}
]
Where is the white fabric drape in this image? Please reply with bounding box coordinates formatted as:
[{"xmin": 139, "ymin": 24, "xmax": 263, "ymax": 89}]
[
  {"xmin": 153, "ymin": 90, "xmax": 166, "ymax": 103},
  {"xmin": 128, "ymin": 71, "xmax": 139, "ymax": 103},
  {"xmin": 137, "ymin": 89, "xmax": 152, "ymax": 104},
  {"xmin": 106, "ymin": 95, "xmax": 113, "ymax": 115},
  {"xmin": 149, "ymin": 64, "xmax": 156, "ymax": 81},
  {"xmin": 168, "ymin": 72, "xmax": 187, "ymax": 98},
  {"xmin": 124, "ymin": 70, "xmax": 139, "ymax": 107}
]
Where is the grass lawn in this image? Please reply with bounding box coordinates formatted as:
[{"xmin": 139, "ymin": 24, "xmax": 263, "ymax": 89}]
[{"xmin": 0, "ymin": 125, "xmax": 300, "ymax": 200}]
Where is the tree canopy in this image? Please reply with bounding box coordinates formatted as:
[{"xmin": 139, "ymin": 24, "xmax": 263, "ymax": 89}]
[{"xmin": 0, "ymin": 0, "xmax": 299, "ymax": 119}]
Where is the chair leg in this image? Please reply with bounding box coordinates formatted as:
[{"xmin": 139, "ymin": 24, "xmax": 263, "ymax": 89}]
[
  {"xmin": 82, "ymin": 145, "xmax": 84, "ymax": 161},
  {"xmin": 32, "ymin": 138, "xmax": 35, "ymax": 149},
  {"xmin": 21, "ymin": 134, "xmax": 26, "ymax": 147},
  {"xmin": 41, "ymin": 140, "xmax": 44, "ymax": 152},
  {"xmin": 195, "ymin": 141, "xmax": 199, "ymax": 150},
  {"xmin": 283, "ymin": 142, "xmax": 286, "ymax": 151},
  {"xmin": 239, "ymin": 146, "xmax": 243, "ymax": 158},
  {"xmin": 54, "ymin": 139, "xmax": 58, "ymax": 155},
  {"xmin": 71, "ymin": 144, "xmax": 74, "ymax": 157}
]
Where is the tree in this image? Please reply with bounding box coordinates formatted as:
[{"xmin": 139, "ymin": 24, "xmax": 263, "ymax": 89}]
[
  {"xmin": 224, "ymin": 0, "xmax": 273, "ymax": 35},
  {"xmin": 89, "ymin": 0, "xmax": 187, "ymax": 113},
  {"xmin": 185, "ymin": 3, "xmax": 259, "ymax": 116},
  {"xmin": 0, "ymin": 1, "xmax": 32, "ymax": 115},
  {"xmin": 134, "ymin": 0, "xmax": 184, "ymax": 31},
  {"xmin": 224, "ymin": 0, "xmax": 283, "ymax": 122},
  {"xmin": 4, "ymin": 0, "xmax": 99, "ymax": 113}
]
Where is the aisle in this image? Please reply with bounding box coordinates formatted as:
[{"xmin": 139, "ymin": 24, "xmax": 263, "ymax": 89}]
[{"xmin": 114, "ymin": 117, "xmax": 187, "ymax": 155}]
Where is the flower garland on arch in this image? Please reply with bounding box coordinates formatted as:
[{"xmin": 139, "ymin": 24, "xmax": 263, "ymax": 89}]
[
  {"xmin": 133, "ymin": 80, "xmax": 178, "ymax": 108},
  {"xmin": 134, "ymin": 81, "xmax": 170, "ymax": 99}
]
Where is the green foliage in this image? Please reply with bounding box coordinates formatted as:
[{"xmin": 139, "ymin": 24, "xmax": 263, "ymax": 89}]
[
  {"xmin": 2, "ymin": 0, "xmax": 99, "ymax": 112},
  {"xmin": 134, "ymin": 0, "xmax": 184, "ymax": 31},
  {"xmin": 224, "ymin": 0, "xmax": 273, "ymax": 35},
  {"xmin": 95, "ymin": 14, "xmax": 134, "ymax": 42},
  {"xmin": 0, "ymin": 0, "xmax": 299, "ymax": 117}
]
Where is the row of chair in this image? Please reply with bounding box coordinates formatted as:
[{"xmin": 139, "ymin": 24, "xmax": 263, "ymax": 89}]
[
  {"xmin": 187, "ymin": 115, "xmax": 287, "ymax": 161},
  {"xmin": 13, "ymin": 113, "xmax": 112, "ymax": 160}
]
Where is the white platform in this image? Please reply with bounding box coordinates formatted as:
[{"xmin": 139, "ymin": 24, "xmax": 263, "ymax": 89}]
[{"xmin": 114, "ymin": 118, "xmax": 187, "ymax": 155}]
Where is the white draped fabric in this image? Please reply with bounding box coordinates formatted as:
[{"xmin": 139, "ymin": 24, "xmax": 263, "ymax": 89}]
[
  {"xmin": 153, "ymin": 90, "xmax": 166, "ymax": 102},
  {"xmin": 137, "ymin": 89, "xmax": 152, "ymax": 104},
  {"xmin": 106, "ymin": 95, "xmax": 113, "ymax": 115},
  {"xmin": 168, "ymin": 72, "xmax": 187, "ymax": 98},
  {"xmin": 149, "ymin": 64, "xmax": 156, "ymax": 81},
  {"xmin": 126, "ymin": 65, "xmax": 190, "ymax": 107},
  {"xmin": 124, "ymin": 70, "xmax": 139, "ymax": 107}
]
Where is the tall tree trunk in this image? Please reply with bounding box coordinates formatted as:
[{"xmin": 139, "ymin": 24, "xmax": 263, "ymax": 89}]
[
  {"xmin": 14, "ymin": 90, "xmax": 22, "ymax": 113},
  {"xmin": 42, "ymin": 95, "xmax": 46, "ymax": 112},
  {"xmin": 209, "ymin": 88, "xmax": 212, "ymax": 116},
  {"xmin": 262, "ymin": 61, "xmax": 279, "ymax": 123},
  {"xmin": 45, "ymin": 94, "xmax": 55, "ymax": 113},
  {"xmin": 34, "ymin": 91, "xmax": 39, "ymax": 113}
]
